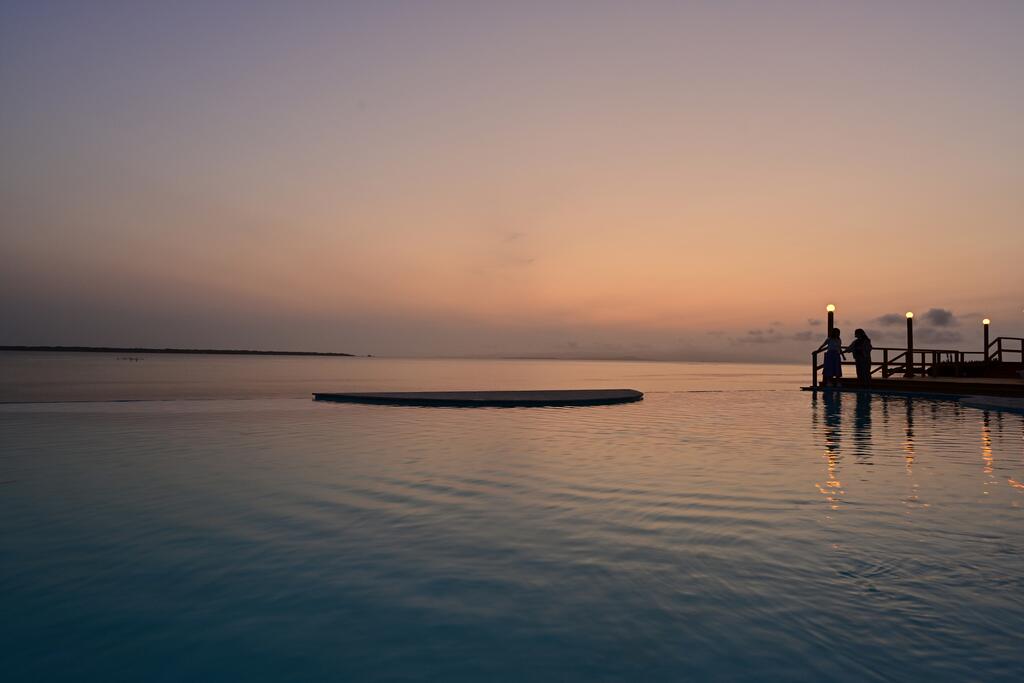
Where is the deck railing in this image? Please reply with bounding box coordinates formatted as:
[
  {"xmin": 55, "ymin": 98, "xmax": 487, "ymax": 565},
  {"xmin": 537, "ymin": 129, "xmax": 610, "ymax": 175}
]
[
  {"xmin": 810, "ymin": 337, "xmax": 1023, "ymax": 388},
  {"xmin": 986, "ymin": 336, "xmax": 1024, "ymax": 363}
]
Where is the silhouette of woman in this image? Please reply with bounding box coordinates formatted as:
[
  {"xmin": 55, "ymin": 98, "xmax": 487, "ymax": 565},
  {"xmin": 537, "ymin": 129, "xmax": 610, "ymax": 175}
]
[
  {"xmin": 846, "ymin": 328, "xmax": 873, "ymax": 386},
  {"xmin": 823, "ymin": 327, "xmax": 845, "ymax": 387}
]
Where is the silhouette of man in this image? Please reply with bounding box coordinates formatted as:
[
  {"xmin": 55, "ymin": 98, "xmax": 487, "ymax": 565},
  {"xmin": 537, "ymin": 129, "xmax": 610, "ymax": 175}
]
[{"xmin": 846, "ymin": 329, "xmax": 873, "ymax": 386}]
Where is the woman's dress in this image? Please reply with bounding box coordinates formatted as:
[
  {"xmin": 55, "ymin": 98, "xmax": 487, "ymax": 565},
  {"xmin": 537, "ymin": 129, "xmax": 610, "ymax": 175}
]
[{"xmin": 823, "ymin": 338, "xmax": 843, "ymax": 379}]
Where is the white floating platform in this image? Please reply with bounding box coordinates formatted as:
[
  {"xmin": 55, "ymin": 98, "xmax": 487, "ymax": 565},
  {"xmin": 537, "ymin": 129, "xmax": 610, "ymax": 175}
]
[{"xmin": 313, "ymin": 389, "xmax": 643, "ymax": 407}]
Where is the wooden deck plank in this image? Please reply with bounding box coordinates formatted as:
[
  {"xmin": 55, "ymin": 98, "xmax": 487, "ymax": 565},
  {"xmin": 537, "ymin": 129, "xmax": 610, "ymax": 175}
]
[{"xmin": 802, "ymin": 376, "xmax": 1024, "ymax": 398}]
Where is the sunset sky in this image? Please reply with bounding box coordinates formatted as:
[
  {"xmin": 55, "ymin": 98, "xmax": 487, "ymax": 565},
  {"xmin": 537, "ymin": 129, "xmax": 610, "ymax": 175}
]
[{"xmin": 2, "ymin": 1, "xmax": 1022, "ymax": 360}]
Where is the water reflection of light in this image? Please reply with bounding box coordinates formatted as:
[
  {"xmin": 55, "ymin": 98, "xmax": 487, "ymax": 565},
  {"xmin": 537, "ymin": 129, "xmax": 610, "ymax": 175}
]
[
  {"xmin": 981, "ymin": 411, "xmax": 994, "ymax": 479},
  {"xmin": 1002, "ymin": 414, "xmax": 1024, "ymax": 494},
  {"xmin": 816, "ymin": 391, "xmax": 845, "ymax": 510},
  {"xmin": 903, "ymin": 399, "xmax": 915, "ymax": 472},
  {"xmin": 902, "ymin": 399, "xmax": 920, "ymax": 509},
  {"xmin": 978, "ymin": 410, "xmax": 1023, "ymax": 496}
]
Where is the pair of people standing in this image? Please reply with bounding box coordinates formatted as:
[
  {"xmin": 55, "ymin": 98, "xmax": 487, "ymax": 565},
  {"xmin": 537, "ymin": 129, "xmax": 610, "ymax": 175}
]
[{"xmin": 822, "ymin": 328, "xmax": 872, "ymax": 386}]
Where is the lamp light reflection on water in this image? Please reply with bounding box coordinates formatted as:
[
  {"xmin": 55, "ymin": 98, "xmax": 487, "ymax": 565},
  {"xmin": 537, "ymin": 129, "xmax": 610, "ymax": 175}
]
[
  {"xmin": 981, "ymin": 413, "xmax": 995, "ymax": 497},
  {"xmin": 816, "ymin": 392, "xmax": 844, "ymax": 511}
]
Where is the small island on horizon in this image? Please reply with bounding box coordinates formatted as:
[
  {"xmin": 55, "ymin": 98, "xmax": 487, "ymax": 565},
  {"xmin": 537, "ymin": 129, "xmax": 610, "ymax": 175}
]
[{"xmin": 0, "ymin": 345, "xmax": 358, "ymax": 357}]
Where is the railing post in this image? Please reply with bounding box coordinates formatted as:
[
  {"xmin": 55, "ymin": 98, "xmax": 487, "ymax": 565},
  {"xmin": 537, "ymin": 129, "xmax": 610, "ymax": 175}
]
[
  {"xmin": 883, "ymin": 348, "xmax": 889, "ymax": 378},
  {"xmin": 905, "ymin": 312, "xmax": 915, "ymax": 377},
  {"xmin": 997, "ymin": 337, "xmax": 1003, "ymax": 363},
  {"xmin": 812, "ymin": 351, "xmax": 818, "ymax": 389}
]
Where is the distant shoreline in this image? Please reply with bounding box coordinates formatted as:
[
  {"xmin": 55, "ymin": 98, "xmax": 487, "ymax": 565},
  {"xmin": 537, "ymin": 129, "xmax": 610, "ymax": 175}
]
[{"xmin": 0, "ymin": 346, "xmax": 357, "ymax": 357}]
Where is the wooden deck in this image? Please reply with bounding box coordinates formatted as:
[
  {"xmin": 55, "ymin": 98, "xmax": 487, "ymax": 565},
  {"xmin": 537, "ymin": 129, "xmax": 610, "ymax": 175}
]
[
  {"xmin": 801, "ymin": 376, "xmax": 1024, "ymax": 398},
  {"xmin": 313, "ymin": 389, "xmax": 644, "ymax": 407}
]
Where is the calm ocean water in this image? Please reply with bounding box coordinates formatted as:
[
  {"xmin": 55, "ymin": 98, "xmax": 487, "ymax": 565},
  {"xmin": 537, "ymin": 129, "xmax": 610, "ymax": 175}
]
[{"xmin": 2, "ymin": 354, "xmax": 1022, "ymax": 681}]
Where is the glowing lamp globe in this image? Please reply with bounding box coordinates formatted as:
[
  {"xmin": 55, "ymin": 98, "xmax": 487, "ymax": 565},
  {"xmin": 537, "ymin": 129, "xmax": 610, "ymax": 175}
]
[
  {"xmin": 906, "ymin": 312, "xmax": 914, "ymax": 319},
  {"xmin": 826, "ymin": 304, "xmax": 835, "ymax": 312},
  {"xmin": 983, "ymin": 318, "xmax": 990, "ymax": 325}
]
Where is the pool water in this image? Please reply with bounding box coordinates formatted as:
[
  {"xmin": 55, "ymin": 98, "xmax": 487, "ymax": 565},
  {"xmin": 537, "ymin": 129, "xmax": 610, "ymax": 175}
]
[{"xmin": 1, "ymin": 357, "xmax": 1022, "ymax": 681}]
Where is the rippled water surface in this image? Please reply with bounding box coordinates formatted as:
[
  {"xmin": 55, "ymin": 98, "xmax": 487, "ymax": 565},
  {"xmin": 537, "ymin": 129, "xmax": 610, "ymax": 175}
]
[{"xmin": 2, "ymin": 356, "xmax": 1022, "ymax": 681}]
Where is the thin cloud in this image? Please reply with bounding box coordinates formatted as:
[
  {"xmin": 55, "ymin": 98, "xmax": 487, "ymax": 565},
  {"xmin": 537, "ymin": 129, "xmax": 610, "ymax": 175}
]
[
  {"xmin": 737, "ymin": 332, "xmax": 777, "ymax": 344},
  {"xmin": 738, "ymin": 328, "xmax": 818, "ymax": 344},
  {"xmin": 922, "ymin": 308, "xmax": 957, "ymax": 327},
  {"xmin": 875, "ymin": 313, "xmax": 904, "ymax": 326}
]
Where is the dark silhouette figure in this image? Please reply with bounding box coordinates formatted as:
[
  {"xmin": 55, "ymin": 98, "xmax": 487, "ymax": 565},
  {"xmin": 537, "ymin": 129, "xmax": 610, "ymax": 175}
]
[
  {"xmin": 822, "ymin": 327, "xmax": 845, "ymax": 386},
  {"xmin": 846, "ymin": 328, "xmax": 873, "ymax": 386}
]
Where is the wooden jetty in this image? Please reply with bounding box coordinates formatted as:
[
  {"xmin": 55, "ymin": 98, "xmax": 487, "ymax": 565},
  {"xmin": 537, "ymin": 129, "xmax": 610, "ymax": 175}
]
[
  {"xmin": 313, "ymin": 389, "xmax": 643, "ymax": 407},
  {"xmin": 801, "ymin": 376, "xmax": 1024, "ymax": 398},
  {"xmin": 806, "ymin": 324, "xmax": 1024, "ymax": 398}
]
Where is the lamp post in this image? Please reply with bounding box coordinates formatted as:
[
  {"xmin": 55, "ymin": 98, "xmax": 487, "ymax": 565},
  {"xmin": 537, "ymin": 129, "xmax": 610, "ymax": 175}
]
[
  {"xmin": 826, "ymin": 304, "xmax": 835, "ymax": 335},
  {"xmin": 905, "ymin": 312, "xmax": 914, "ymax": 377},
  {"xmin": 983, "ymin": 318, "xmax": 990, "ymax": 361}
]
